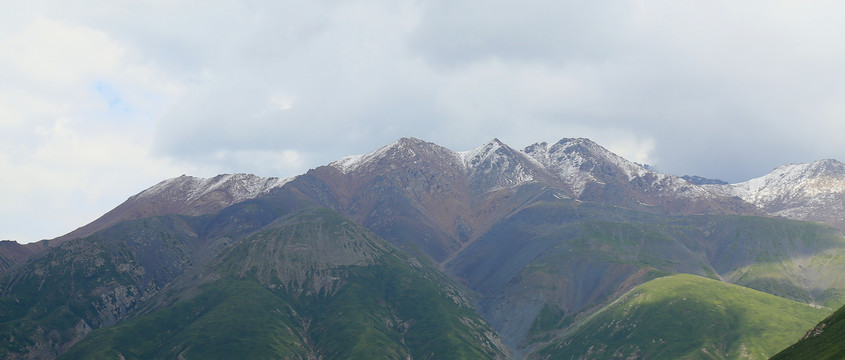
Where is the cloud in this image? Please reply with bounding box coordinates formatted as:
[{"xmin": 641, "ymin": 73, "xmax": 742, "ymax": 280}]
[
  {"xmin": 0, "ymin": 13, "xmax": 185, "ymax": 241},
  {"xmin": 2, "ymin": 0, "xmax": 845, "ymax": 241},
  {"xmin": 0, "ymin": 117, "xmax": 182, "ymax": 241}
]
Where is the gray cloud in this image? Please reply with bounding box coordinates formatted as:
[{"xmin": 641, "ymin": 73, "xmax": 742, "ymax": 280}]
[
  {"xmin": 3, "ymin": 0, "xmax": 845, "ymax": 241},
  {"xmin": 122, "ymin": 1, "xmax": 845, "ymax": 182}
]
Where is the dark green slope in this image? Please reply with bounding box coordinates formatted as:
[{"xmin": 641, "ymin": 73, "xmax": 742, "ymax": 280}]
[
  {"xmin": 771, "ymin": 303, "xmax": 845, "ymax": 360},
  {"xmin": 0, "ymin": 190, "xmax": 301, "ymax": 359},
  {"xmin": 534, "ymin": 274, "xmax": 829, "ymax": 360},
  {"xmin": 61, "ymin": 207, "xmax": 507, "ymax": 359},
  {"xmin": 59, "ymin": 279, "xmax": 313, "ymax": 359},
  {"xmin": 0, "ymin": 215, "xmax": 206, "ymax": 359}
]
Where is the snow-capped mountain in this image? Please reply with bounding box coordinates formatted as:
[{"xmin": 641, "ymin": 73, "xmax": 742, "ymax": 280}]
[
  {"xmin": 459, "ymin": 138, "xmax": 552, "ymax": 193},
  {"xmin": 520, "ymin": 138, "xmax": 725, "ymax": 209},
  {"xmin": 710, "ymin": 159, "xmax": 845, "ymax": 230},
  {"xmin": 524, "ymin": 138, "xmax": 648, "ymax": 196},
  {"xmin": 56, "ymin": 173, "xmax": 292, "ymax": 242},
  {"xmin": 325, "ymin": 137, "xmax": 756, "ymax": 214},
  {"xmin": 4, "ymin": 136, "xmax": 845, "ymax": 360},
  {"xmin": 51, "ymin": 137, "xmax": 844, "ymax": 249},
  {"xmin": 131, "ymin": 173, "xmax": 292, "ymax": 214}
]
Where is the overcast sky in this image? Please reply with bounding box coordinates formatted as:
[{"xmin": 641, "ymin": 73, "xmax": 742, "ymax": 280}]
[{"xmin": 2, "ymin": 1, "xmax": 844, "ymax": 243}]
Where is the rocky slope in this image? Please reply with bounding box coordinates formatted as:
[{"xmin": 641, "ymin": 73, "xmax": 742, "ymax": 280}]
[{"xmin": 0, "ymin": 241, "xmax": 47, "ymax": 273}]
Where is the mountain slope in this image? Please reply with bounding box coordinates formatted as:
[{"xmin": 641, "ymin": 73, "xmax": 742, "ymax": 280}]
[
  {"xmin": 533, "ymin": 274, "xmax": 828, "ymax": 360},
  {"xmin": 444, "ymin": 193, "xmax": 845, "ymax": 356},
  {"xmin": 59, "ymin": 207, "xmax": 507, "ymax": 359},
  {"xmin": 771, "ymin": 302, "xmax": 845, "ymax": 360},
  {"xmin": 0, "ymin": 189, "xmax": 318, "ymax": 359},
  {"xmin": 0, "ymin": 216, "xmax": 208, "ymax": 359},
  {"xmin": 0, "ymin": 240, "xmax": 47, "ymax": 273}
]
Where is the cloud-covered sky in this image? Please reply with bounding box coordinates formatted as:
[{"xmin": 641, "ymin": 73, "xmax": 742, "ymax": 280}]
[{"xmin": 2, "ymin": 0, "xmax": 844, "ymax": 242}]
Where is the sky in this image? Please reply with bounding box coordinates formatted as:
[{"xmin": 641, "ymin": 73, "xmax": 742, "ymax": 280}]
[{"xmin": 2, "ymin": 1, "xmax": 844, "ymax": 243}]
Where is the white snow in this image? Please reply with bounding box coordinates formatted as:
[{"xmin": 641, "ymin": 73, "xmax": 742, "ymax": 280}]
[
  {"xmin": 712, "ymin": 160, "xmax": 845, "ymax": 217},
  {"xmin": 135, "ymin": 173, "xmax": 293, "ymax": 203},
  {"xmin": 459, "ymin": 139, "xmax": 540, "ymax": 191},
  {"xmin": 324, "ymin": 138, "xmax": 844, "ymax": 212},
  {"xmin": 328, "ymin": 138, "xmax": 409, "ymax": 174}
]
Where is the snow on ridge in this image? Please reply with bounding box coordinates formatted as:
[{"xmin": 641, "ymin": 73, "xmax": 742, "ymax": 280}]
[
  {"xmin": 722, "ymin": 159, "xmax": 845, "ymax": 206},
  {"xmin": 456, "ymin": 139, "xmax": 543, "ymax": 192},
  {"xmin": 134, "ymin": 173, "xmax": 293, "ymax": 203},
  {"xmin": 458, "ymin": 138, "xmax": 505, "ymax": 171},
  {"xmin": 330, "ymin": 154, "xmax": 366, "ymax": 173},
  {"xmin": 327, "ymin": 137, "xmax": 842, "ymax": 202},
  {"xmin": 328, "ymin": 138, "xmax": 423, "ymax": 174}
]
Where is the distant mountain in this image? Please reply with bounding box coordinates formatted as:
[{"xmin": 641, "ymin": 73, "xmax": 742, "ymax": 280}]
[
  {"xmin": 682, "ymin": 175, "xmax": 729, "ymax": 185},
  {"xmin": 709, "ymin": 159, "xmax": 845, "ymax": 231},
  {"xmin": 2, "ymin": 136, "xmax": 845, "ymax": 359}
]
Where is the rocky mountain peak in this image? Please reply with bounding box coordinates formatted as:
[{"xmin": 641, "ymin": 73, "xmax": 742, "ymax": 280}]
[
  {"xmin": 329, "ymin": 137, "xmax": 461, "ymax": 175},
  {"xmin": 523, "ymin": 138, "xmax": 649, "ymax": 196},
  {"xmin": 460, "ymin": 139, "xmax": 547, "ymax": 193}
]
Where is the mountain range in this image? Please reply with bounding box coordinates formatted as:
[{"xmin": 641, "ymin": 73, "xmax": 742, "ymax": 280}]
[{"xmin": 2, "ymin": 137, "xmax": 845, "ymax": 359}]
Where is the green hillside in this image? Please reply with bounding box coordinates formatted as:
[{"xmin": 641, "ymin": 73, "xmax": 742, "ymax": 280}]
[
  {"xmin": 60, "ymin": 207, "xmax": 507, "ymax": 359},
  {"xmin": 533, "ymin": 274, "xmax": 828, "ymax": 360},
  {"xmin": 445, "ymin": 197, "xmax": 845, "ymax": 354},
  {"xmin": 770, "ymin": 303, "xmax": 845, "ymax": 360}
]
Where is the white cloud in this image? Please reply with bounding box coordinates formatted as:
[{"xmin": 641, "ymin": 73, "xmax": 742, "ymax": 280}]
[
  {"xmin": 0, "ymin": 14, "xmax": 185, "ymax": 242},
  {"xmin": 2, "ymin": 17, "xmax": 124, "ymax": 85},
  {"xmin": 2, "ymin": 0, "xmax": 845, "ymax": 240},
  {"xmin": 0, "ymin": 117, "xmax": 182, "ymax": 241}
]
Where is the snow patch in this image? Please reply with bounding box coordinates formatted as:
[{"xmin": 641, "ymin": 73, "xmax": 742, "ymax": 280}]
[{"xmin": 135, "ymin": 173, "xmax": 293, "ymax": 204}]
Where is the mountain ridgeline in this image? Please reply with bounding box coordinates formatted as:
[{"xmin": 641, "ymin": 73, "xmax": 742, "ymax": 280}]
[{"xmin": 2, "ymin": 137, "xmax": 845, "ymax": 359}]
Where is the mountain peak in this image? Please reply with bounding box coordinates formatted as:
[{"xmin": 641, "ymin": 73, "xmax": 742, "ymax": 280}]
[
  {"xmin": 523, "ymin": 137, "xmax": 649, "ymax": 196},
  {"xmin": 456, "ymin": 139, "xmax": 547, "ymax": 193},
  {"xmin": 134, "ymin": 173, "xmax": 291, "ymax": 205},
  {"xmin": 56, "ymin": 173, "xmax": 291, "ymax": 242},
  {"xmin": 722, "ymin": 158, "xmax": 845, "ymax": 230},
  {"xmin": 328, "ymin": 137, "xmax": 454, "ymax": 174}
]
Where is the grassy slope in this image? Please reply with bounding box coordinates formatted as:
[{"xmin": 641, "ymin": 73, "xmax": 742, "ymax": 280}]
[
  {"xmin": 446, "ymin": 197, "xmax": 845, "ymax": 355},
  {"xmin": 770, "ymin": 303, "xmax": 845, "ymax": 360},
  {"xmin": 61, "ymin": 208, "xmax": 506, "ymax": 360},
  {"xmin": 533, "ymin": 274, "xmax": 829, "ymax": 360}
]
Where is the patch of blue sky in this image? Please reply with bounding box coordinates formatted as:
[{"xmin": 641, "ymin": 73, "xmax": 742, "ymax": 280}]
[{"xmin": 92, "ymin": 80, "xmax": 132, "ymax": 114}]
